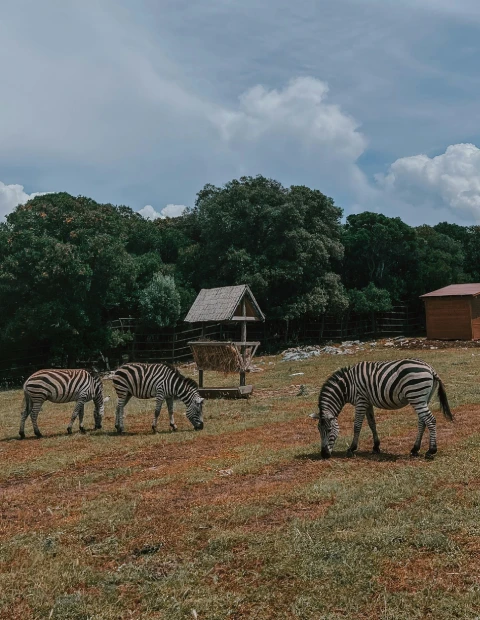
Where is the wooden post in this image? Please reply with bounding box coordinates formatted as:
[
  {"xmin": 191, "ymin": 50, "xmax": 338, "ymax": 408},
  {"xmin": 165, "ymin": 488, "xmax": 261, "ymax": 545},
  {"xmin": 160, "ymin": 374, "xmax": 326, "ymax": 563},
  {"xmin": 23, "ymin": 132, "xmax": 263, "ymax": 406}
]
[
  {"xmin": 240, "ymin": 298, "xmax": 247, "ymax": 387},
  {"xmin": 199, "ymin": 323, "xmax": 205, "ymax": 388}
]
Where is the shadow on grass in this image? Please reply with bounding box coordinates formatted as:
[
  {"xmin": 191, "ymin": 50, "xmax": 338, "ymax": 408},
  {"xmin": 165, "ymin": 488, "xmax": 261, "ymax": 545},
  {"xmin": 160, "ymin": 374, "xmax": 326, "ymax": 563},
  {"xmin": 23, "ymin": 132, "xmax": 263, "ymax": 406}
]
[
  {"xmin": 295, "ymin": 449, "xmax": 401, "ymax": 462},
  {"xmin": 1, "ymin": 427, "xmax": 195, "ymax": 442}
]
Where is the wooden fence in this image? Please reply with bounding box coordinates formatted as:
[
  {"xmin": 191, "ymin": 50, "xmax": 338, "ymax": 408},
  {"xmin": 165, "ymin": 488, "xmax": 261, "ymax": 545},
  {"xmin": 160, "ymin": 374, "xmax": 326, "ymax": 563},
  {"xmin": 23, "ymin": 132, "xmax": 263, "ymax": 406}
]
[{"xmin": 0, "ymin": 306, "xmax": 424, "ymax": 389}]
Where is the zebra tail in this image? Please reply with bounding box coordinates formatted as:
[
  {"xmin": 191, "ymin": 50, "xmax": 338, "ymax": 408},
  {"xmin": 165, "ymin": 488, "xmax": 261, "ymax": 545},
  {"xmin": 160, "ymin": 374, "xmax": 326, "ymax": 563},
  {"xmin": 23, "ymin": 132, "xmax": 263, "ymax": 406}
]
[
  {"xmin": 437, "ymin": 378, "xmax": 453, "ymax": 422},
  {"xmin": 23, "ymin": 390, "xmax": 33, "ymax": 416}
]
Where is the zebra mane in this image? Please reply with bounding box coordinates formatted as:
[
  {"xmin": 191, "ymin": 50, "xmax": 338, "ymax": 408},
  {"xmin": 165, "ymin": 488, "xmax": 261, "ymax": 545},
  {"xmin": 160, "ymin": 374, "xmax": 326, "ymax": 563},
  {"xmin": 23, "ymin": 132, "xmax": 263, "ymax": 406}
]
[
  {"xmin": 318, "ymin": 366, "xmax": 350, "ymax": 406},
  {"xmin": 163, "ymin": 363, "xmax": 199, "ymax": 391}
]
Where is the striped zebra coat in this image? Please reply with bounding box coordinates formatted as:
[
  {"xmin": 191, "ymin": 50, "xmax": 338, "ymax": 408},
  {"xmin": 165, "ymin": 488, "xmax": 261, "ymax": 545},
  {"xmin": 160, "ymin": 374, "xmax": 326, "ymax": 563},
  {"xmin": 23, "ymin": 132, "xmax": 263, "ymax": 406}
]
[
  {"xmin": 310, "ymin": 359, "xmax": 453, "ymax": 459},
  {"xmin": 112, "ymin": 363, "xmax": 204, "ymax": 434},
  {"xmin": 20, "ymin": 369, "xmax": 108, "ymax": 439}
]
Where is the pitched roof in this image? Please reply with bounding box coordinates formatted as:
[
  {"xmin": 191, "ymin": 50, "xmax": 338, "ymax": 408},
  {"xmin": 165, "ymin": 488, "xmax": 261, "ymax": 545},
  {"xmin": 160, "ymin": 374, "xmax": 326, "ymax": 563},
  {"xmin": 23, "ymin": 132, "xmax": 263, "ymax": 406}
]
[
  {"xmin": 420, "ymin": 284, "xmax": 480, "ymax": 298},
  {"xmin": 184, "ymin": 285, "xmax": 265, "ymax": 322}
]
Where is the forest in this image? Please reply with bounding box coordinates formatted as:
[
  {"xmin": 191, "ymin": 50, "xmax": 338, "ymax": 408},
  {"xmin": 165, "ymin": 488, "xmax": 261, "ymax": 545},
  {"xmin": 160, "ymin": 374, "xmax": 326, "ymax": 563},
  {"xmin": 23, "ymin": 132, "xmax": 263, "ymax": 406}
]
[{"xmin": 0, "ymin": 174, "xmax": 474, "ymax": 361}]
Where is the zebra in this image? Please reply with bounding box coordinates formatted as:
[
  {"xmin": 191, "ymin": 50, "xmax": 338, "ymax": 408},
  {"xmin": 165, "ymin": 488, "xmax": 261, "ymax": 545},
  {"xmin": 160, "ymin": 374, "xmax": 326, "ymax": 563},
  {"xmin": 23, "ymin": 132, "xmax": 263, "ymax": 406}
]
[
  {"xmin": 19, "ymin": 369, "xmax": 109, "ymax": 439},
  {"xmin": 310, "ymin": 359, "xmax": 453, "ymax": 460},
  {"xmin": 112, "ymin": 362, "xmax": 204, "ymax": 434}
]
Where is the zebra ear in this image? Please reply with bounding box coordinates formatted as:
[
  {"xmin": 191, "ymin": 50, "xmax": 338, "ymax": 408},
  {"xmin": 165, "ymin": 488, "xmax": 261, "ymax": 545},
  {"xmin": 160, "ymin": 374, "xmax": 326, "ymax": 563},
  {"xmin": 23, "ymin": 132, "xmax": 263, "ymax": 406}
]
[{"xmin": 309, "ymin": 412, "xmax": 320, "ymax": 420}]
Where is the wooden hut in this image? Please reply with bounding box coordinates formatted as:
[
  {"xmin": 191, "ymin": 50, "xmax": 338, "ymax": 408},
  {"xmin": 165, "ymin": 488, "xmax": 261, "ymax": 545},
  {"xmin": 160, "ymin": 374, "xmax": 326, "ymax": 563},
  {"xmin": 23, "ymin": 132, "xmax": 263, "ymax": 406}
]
[
  {"xmin": 185, "ymin": 285, "xmax": 265, "ymax": 399},
  {"xmin": 420, "ymin": 284, "xmax": 480, "ymax": 340}
]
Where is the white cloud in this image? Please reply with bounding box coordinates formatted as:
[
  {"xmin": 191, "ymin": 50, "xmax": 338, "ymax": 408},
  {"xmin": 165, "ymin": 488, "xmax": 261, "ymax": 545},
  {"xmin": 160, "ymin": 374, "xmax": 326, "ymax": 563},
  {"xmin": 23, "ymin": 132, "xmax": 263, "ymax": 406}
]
[
  {"xmin": 217, "ymin": 77, "xmax": 366, "ymax": 161},
  {"xmin": 161, "ymin": 204, "xmax": 187, "ymax": 218},
  {"xmin": 0, "ymin": 182, "xmax": 52, "ymax": 218},
  {"xmin": 376, "ymin": 143, "xmax": 480, "ymax": 222},
  {"xmin": 138, "ymin": 203, "xmax": 187, "ymax": 220},
  {"xmin": 138, "ymin": 205, "xmax": 162, "ymax": 220}
]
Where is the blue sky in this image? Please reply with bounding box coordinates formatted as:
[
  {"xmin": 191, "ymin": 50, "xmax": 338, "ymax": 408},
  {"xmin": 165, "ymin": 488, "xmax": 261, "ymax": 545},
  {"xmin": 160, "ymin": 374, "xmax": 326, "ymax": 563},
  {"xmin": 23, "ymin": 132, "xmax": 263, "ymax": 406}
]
[{"xmin": 2, "ymin": 0, "xmax": 480, "ymax": 224}]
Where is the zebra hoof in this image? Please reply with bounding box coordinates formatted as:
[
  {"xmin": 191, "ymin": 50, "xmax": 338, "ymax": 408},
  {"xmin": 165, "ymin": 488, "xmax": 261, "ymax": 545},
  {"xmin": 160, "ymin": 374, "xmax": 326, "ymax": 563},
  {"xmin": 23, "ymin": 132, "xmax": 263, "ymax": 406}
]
[
  {"xmin": 19, "ymin": 432, "xmax": 25, "ymax": 440},
  {"xmin": 425, "ymin": 451, "xmax": 436, "ymax": 460},
  {"xmin": 410, "ymin": 450, "xmax": 420, "ymax": 458},
  {"xmin": 115, "ymin": 426, "xmax": 123, "ymax": 435},
  {"xmin": 67, "ymin": 427, "xmax": 72, "ymax": 435},
  {"xmin": 34, "ymin": 432, "xmax": 43, "ymax": 439},
  {"xmin": 346, "ymin": 449, "xmax": 355, "ymax": 458},
  {"xmin": 94, "ymin": 425, "xmax": 102, "ymax": 431},
  {"xmin": 152, "ymin": 425, "xmax": 157, "ymax": 434},
  {"xmin": 80, "ymin": 427, "xmax": 86, "ymax": 435},
  {"xmin": 372, "ymin": 445, "xmax": 381, "ymax": 454},
  {"xmin": 170, "ymin": 424, "xmax": 177, "ymax": 432}
]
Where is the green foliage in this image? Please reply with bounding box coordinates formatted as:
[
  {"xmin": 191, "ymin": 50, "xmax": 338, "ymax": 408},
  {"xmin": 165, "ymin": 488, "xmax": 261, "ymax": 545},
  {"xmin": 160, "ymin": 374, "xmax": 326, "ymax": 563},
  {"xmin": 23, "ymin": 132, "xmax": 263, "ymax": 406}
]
[
  {"xmin": 414, "ymin": 225, "xmax": 469, "ymax": 295},
  {"xmin": 138, "ymin": 273, "xmax": 181, "ymax": 328},
  {"xmin": 434, "ymin": 222, "xmax": 480, "ymax": 282},
  {"xmin": 179, "ymin": 175, "xmax": 348, "ymax": 319},
  {"xmin": 3, "ymin": 177, "xmax": 480, "ymax": 363},
  {"xmin": 0, "ymin": 193, "xmax": 165, "ymax": 358},
  {"xmin": 348, "ymin": 283, "xmax": 392, "ymax": 314},
  {"xmin": 342, "ymin": 212, "xmax": 419, "ymax": 302}
]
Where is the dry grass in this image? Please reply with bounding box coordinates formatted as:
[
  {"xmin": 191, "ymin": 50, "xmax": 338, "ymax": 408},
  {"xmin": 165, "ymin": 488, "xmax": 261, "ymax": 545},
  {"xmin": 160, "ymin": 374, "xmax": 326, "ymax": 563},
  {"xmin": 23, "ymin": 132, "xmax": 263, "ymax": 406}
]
[
  {"xmin": 190, "ymin": 342, "xmax": 256, "ymax": 373},
  {"xmin": 1, "ymin": 348, "xmax": 480, "ymax": 618}
]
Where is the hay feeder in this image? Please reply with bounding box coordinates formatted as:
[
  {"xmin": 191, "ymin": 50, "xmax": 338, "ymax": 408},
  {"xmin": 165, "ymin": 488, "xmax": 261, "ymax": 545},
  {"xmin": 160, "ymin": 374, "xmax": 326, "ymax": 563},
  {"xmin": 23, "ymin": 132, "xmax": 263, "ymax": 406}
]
[{"xmin": 185, "ymin": 285, "xmax": 265, "ymax": 399}]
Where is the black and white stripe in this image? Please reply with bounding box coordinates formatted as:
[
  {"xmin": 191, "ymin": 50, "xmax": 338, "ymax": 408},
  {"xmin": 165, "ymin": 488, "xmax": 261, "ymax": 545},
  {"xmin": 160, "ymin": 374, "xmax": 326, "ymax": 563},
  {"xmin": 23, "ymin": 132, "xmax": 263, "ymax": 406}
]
[
  {"xmin": 20, "ymin": 369, "xmax": 107, "ymax": 438},
  {"xmin": 311, "ymin": 359, "xmax": 453, "ymax": 459},
  {"xmin": 112, "ymin": 363, "xmax": 204, "ymax": 433}
]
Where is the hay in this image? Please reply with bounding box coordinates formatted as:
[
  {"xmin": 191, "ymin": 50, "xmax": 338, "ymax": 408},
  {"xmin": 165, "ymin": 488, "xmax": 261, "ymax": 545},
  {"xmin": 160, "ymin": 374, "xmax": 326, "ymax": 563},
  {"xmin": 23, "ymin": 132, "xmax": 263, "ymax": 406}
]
[{"xmin": 190, "ymin": 341, "xmax": 256, "ymax": 374}]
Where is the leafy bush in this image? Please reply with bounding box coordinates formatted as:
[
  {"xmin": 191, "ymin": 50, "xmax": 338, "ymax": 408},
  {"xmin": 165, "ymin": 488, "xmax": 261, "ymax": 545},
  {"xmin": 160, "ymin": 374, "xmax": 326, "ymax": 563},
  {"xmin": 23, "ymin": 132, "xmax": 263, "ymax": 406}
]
[{"xmin": 138, "ymin": 274, "xmax": 181, "ymax": 328}]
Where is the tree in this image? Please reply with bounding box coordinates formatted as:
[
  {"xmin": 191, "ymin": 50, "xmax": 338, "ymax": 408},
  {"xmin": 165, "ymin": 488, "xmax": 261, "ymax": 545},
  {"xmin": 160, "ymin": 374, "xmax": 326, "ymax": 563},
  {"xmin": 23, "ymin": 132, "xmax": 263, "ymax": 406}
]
[
  {"xmin": 342, "ymin": 212, "xmax": 419, "ymax": 302},
  {"xmin": 138, "ymin": 274, "xmax": 181, "ymax": 328},
  {"xmin": 348, "ymin": 282, "xmax": 392, "ymax": 334},
  {"xmin": 0, "ymin": 193, "xmax": 166, "ymax": 359},
  {"xmin": 434, "ymin": 222, "xmax": 480, "ymax": 282},
  {"xmin": 348, "ymin": 283, "xmax": 392, "ymax": 314},
  {"xmin": 178, "ymin": 175, "xmax": 348, "ymax": 320},
  {"xmin": 414, "ymin": 225, "xmax": 469, "ymax": 296}
]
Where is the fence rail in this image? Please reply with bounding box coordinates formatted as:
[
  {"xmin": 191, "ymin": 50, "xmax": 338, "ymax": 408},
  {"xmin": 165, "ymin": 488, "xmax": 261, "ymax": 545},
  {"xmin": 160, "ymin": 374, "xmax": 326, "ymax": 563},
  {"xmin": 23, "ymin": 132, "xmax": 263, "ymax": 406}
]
[{"xmin": 0, "ymin": 307, "xmax": 425, "ymax": 389}]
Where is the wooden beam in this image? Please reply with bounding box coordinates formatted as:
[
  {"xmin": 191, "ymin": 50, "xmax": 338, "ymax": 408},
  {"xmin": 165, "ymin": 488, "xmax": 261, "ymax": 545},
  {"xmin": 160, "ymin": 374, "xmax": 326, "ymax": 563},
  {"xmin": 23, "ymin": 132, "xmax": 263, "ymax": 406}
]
[
  {"xmin": 240, "ymin": 298, "xmax": 247, "ymax": 387},
  {"xmin": 198, "ymin": 385, "xmax": 253, "ymax": 400}
]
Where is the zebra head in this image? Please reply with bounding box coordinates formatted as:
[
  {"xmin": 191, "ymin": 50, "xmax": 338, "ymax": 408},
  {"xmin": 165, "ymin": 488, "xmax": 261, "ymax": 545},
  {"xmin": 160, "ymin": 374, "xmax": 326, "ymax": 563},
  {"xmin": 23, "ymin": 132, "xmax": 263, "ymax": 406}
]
[
  {"xmin": 91, "ymin": 374, "xmax": 108, "ymax": 430},
  {"xmin": 315, "ymin": 368, "xmax": 350, "ymax": 458},
  {"xmin": 186, "ymin": 395, "xmax": 205, "ymax": 431}
]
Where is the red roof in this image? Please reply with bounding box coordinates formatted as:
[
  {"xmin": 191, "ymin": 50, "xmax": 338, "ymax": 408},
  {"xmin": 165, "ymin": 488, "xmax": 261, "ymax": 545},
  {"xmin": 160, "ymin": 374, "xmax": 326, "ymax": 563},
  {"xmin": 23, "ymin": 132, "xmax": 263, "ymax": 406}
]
[{"xmin": 421, "ymin": 284, "xmax": 480, "ymax": 298}]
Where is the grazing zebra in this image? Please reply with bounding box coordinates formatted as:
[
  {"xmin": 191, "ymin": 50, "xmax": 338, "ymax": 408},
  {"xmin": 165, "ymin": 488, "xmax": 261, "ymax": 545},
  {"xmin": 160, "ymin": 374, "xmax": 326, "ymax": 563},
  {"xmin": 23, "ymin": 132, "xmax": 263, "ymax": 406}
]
[
  {"xmin": 112, "ymin": 363, "xmax": 204, "ymax": 434},
  {"xmin": 20, "ymin": 369, "xmax": 108, "ymax": 439},
  {"xmin": 310, "ymin": 359, "xmax": 453, "ymax": 460}
]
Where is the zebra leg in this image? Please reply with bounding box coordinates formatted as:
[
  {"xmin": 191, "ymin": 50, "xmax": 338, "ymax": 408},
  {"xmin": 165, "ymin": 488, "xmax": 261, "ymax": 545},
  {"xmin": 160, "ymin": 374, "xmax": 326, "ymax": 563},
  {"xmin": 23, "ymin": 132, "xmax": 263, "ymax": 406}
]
[
  {"xmin": 166, "ymin": 397, "xmax": 177, "ymax": 431},
  {"xmin": 348, "ymin": 404, "xmax": 367, "ymax": 456},
  {"xmin": 78, "ymin": 403, "xmax": 86, "ymax": 434},
  {"xmin": 152, "ymin": 396, "xmax": 164, "ymax": 433},
  {"xmin": 30, "ymin": 404, "xmax": 43, "ymax": 438},
  {"xmin": 365, "ymin": 405, "xmax": 381, "ymax": 454},
  {"xmin": 115, "ymin": 393, "xmax": 131, "ymax": 434},
  {"xmin": 423, "ymin": 408, "xmax": 437, "ymax": 459},
  {"xmin": 410, "ymin": 418, "xmax": 426, "ymax": 457},
  {"xmin": 67, "ymin": 400, "xmax": 85, "ymax": 434},
  {"xmin": 19, "ymin": 403, "xmax": 32, "ymax": 439}
]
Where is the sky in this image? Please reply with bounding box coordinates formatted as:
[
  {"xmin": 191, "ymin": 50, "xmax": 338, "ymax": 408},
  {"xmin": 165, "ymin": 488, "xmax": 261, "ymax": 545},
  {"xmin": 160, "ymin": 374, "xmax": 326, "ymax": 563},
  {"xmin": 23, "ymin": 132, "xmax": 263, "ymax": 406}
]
[{"xmin": 2, "ymin": 0, "xmax": 480, "ymax": 225}]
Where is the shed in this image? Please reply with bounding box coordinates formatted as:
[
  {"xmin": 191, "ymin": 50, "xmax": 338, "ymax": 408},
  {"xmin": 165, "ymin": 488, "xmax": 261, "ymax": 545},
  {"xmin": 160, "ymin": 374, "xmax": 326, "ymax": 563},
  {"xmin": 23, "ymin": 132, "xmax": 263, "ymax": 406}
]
[
  {"xmin": 185, "ymin": 285, "xmax": 265, "ymax": 399},
  {"xmin": 420, "ymin": 284, "xmax": 480, "ymax": 340}
]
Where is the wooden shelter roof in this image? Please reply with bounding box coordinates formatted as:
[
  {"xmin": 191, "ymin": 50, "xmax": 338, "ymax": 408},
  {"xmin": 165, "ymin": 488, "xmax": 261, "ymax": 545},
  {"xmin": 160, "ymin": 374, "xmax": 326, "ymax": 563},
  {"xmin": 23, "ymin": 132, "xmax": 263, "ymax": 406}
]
[
  {"xmin": 421, "ymin": 284, "xmax": 480, "ymax": 298},
  {"xmin": 184, "ymin": 285, "xmax": 265, "ymax": 323}
]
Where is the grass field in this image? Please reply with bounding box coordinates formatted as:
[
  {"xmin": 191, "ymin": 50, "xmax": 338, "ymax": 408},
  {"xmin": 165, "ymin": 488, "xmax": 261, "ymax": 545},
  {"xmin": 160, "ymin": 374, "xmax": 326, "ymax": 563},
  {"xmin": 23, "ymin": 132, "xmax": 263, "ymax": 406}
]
[{"xmin": 1, "ymin": 348, "xmax": 480, "ymax": 619}]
